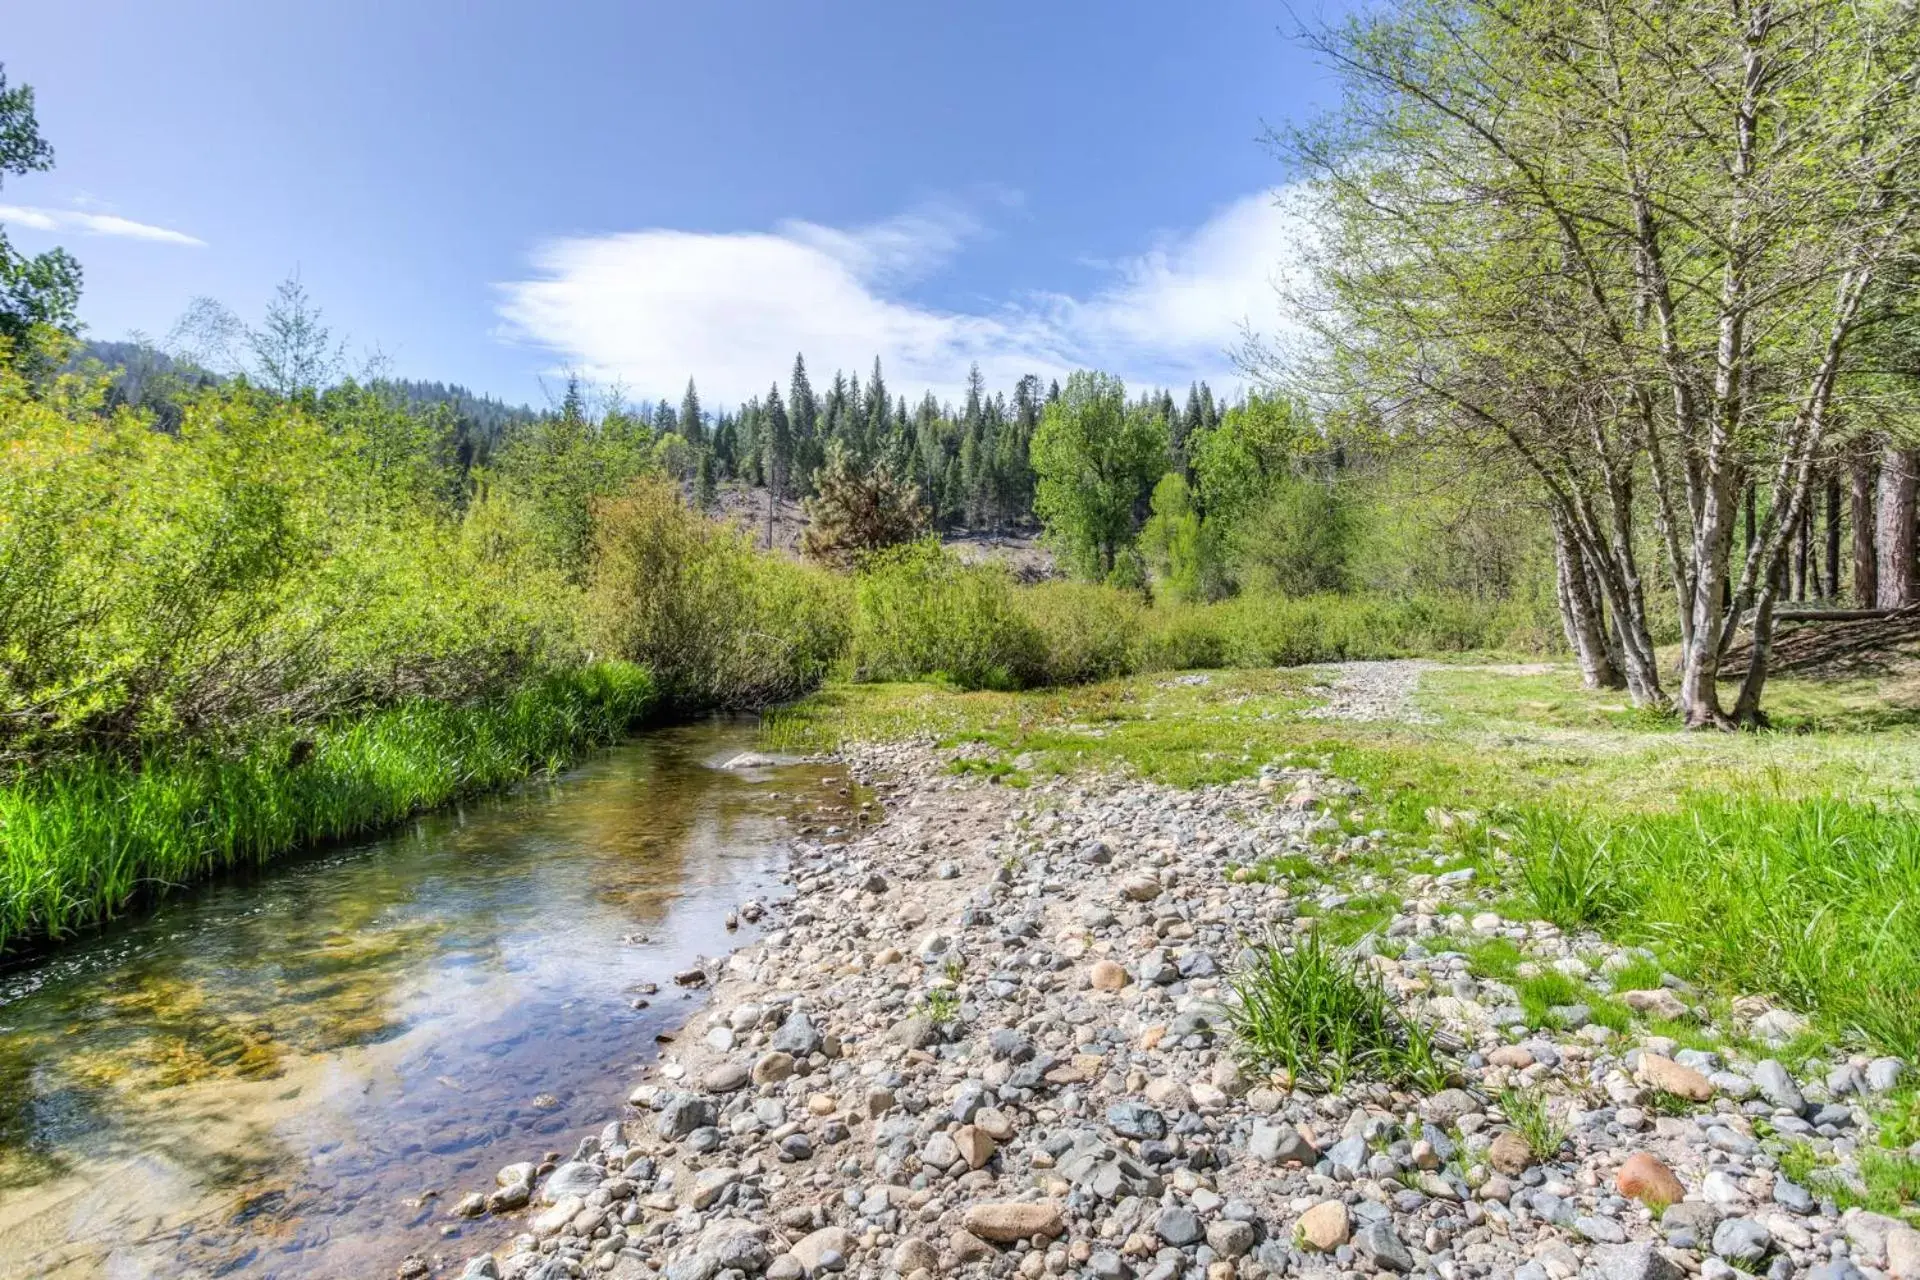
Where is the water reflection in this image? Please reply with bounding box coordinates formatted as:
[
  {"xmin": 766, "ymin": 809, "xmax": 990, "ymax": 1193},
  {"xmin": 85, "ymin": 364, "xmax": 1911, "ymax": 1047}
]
[{"xmin": 0, "ymin": 720, "xmax": 856, "ymax": 1279}]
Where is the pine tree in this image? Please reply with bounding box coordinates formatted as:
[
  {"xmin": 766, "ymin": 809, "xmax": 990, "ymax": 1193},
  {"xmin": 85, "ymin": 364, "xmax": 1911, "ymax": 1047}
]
[
  {"xmin": 694, "ymin": 449, "xmax": 717, "ymax": 511},
  {"xmin": 764, "ymin": 383, "xmax": 792, "ymax": 548},
  {"xmin": 712, "ymin": 411, "xmax": 739, "ymax": 478},
  {"xmin": 680, "ymin": 378, "xmax": 705, "ymax": 446},
  {"xmin": 864, "ymin": 357, "xmax": 890, "ymax": 454},
  {"xmin": 789, "ymin": 354, "xmax": 817, "ymax": 440}
]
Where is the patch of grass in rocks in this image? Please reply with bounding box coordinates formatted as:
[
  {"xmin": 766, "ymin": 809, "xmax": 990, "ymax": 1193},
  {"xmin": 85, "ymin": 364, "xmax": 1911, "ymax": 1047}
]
[
  {"xmin": 1497, "ymin": 1085, "xmax": 1570, "ymax": 1160},
  {"xmin": 1877, "ymin": 1084, "xmax": 1920, "ymax": 1148},
  {"xmin": 1459, "ymin": 936, "xmax": 1526, "ymax": 982},
  {"xmin": 1602, "ymin": 954, "xmax": 1670, "ymax": 994},
  {"xmin": 1314, "ymin": 892, "xmax": 1402, "ymax": 946},
  {"xmin": 1514, "ymin": 970, "xmax": 1630, "ymax": 1032},
  {"xmin": 1643, "ymin": 1087, "xmax": 1698, "ymax": 1118},
  {"xmin": 1779, "ymin": 1138, "xmax": 1920, "ymax": 1220},
  {"xmin": 1227, "ymin": 932, "xmax": 1449, "ymax": 1092},
  {"xmin": 944, "ymin": 755, "xmax": 1030, "ymax": 787}
]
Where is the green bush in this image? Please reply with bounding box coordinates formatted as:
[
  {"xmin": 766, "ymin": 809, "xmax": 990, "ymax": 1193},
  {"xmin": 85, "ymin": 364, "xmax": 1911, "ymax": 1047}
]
[
  {"xmin": 1, "ymin": 374, "xmax": 575, "ymax": 757},
  {"xmin": 1228, "ymin": 475, "xmax": 1353, "ymax": 596},
  {"xmin": 1016, "ymin": 582, "xmax": 1143, "ymax": 685},
  {"xmin": 850, "ymin": 541, "xmax": 1044, "ymax": 690},
  {"xmin": 586, "ymin": 475, "xmax": 850, "ymax": 710}
]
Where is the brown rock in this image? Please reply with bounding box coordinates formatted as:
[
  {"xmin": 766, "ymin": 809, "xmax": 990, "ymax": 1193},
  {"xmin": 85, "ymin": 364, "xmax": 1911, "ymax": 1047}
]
[
  {"xmin": 963, "ymin": 1201, "xmax": 1065, "ymax": 1243},
  {"xmin": 949, "ymin": 1230, "xmax": 996, "ymax": 1263},
  {"xmin": 789, "ymin": 1226, "xmax": 851, "ymax": 1272},
  {"xmin": 1295, "ymin": 1201, "xmax": 1350, "ymax": 1252},
  {"xmin": 1090, "ymin": 960, "xmax": 1131, "ymax": 991},
  {"xmin": 751, "ymin": 1051, "xmax": 796, "ymax": 1084},
  {"xmin": 1487, "ymin": 1129, "xmax": 1535, "ymax": 1175},
  {"xmin": 893, "ymin": 1237, "xmax": 941, "ymax": 1275},
  {"xmin": 1622, "ymin": 988, "xmax": 1690, "ymax": 1020},
  {"xmin": 954, "ymin": 1125, "xmax": 996, "ymax": 1170},
  {"xmin": 974, "ymin": 1107, "xmax": 1016, "ymax": 1141},
  {"xmin": 1889, "ymin": 1223, "xmax": 1920, "ymax": 1280},
  {"xmin": 1488, "ymin": 1045, "xmax": 1535, "ymax": 1069},
  {"xmin": 1616, "ymin": 1152, "xmax": 1687, "ymax": 1208},
  {"xmin": 1636, "ymin": 1053, "xmax": 1714, "ymax": 1102}
]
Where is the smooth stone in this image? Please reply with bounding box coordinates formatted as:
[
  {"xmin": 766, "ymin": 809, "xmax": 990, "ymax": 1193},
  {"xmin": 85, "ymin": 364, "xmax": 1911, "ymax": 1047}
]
[
  {"xmin": 1616, "ymin": 1153, "xmax": 1686, "ymax": 1207},
  {"xmin": 963, "ymin": 1201, "xmax": 1065, "ymax": 1243}
]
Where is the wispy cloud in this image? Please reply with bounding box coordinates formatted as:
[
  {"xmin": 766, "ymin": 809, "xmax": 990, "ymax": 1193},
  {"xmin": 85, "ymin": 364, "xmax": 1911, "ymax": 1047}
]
[
  {"xmin": 494, "ymin": 190, "xmax": 1309, "ymax": 405},
  {"xmin": 0, "ymin": 204, "xmax": 206, "ymax": 247}
]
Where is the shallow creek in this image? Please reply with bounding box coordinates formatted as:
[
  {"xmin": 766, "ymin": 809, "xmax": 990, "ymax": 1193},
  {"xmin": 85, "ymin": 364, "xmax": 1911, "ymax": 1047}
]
[{"xmin": 0, "ymin": 719, "xmax": 856, "ymax": 1279}]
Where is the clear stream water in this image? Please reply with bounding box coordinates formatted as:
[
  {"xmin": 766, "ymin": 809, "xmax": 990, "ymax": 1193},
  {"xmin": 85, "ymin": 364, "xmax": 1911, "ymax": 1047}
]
[{"xmin": 0, "ymin": 719, "xmax": 858, "ymax": 1279}]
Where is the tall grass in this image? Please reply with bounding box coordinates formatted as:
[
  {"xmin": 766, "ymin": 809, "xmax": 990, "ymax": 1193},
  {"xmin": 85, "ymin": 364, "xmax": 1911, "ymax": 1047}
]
[
  {"xmin": 0, "ymin": 662, "xmax": 655, "ymax": 953},
  {"xmin": 1227, "ymin": 932, "xmax": 1448, "ymax": 1090},
  {"xmin": 1511, "ymin": 794, "xmax": 1920, "ymax": 1058}
]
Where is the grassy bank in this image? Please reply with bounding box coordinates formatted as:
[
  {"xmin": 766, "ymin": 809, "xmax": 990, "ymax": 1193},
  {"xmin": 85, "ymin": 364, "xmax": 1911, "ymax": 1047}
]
[
  {"xmin": 0, "ymin": 663, "xmax": 656, "ymax": 954},
  {"xmin": 767, "ymin": 660, "xmax": 1920, "ymax": 1060}
]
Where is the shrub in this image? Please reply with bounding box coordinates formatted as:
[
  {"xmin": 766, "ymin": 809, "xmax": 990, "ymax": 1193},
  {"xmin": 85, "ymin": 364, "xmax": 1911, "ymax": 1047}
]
[
  {"xmin": 1016, "ymin": 582, "xmax": 1143, "ymax": 685},
  {"xmin": 0, "ymin": 377, "xmax": 572, "ymax": 757},
  {"xmin": 850, "ymin": 541, "xmax": 1043, "ymax": 690},
  {"xmin": 585, "ymin": 475, "xmax": 849, "ymax": 710},
  {"xmin": 1229, "ymin": 476, "xmax": 1353, "ymax": 596}
]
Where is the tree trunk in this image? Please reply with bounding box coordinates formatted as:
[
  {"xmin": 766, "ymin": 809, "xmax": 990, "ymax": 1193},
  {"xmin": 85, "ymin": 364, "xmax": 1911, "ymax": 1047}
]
[
  {"xmin": 1678, "ymin": 473, "xmax": 1740, "ymax": 729},
  {"xmin": 1823, "ymin": 473, "xmax": 1841, "ymax": 600},
  {"xmin": 1852, "ymin": 452, "xmax": 1878, "ymax": 607},
  {"xmin": 1791, "ymin": 504, "xmax": 1810, "ymax": 601},
  {"xmin": 1552, "ymin": 511, "xmax": 1623, "ymax": 691},
  {"xmin": 1875, "ymin": 446, "xmax": 1917, "ymax": 608}
]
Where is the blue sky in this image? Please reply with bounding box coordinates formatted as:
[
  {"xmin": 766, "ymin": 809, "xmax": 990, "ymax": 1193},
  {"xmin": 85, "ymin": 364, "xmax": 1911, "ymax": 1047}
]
[{"xmin": 5, "ymin": 2, "xmax": 1343, "ymax": 407}]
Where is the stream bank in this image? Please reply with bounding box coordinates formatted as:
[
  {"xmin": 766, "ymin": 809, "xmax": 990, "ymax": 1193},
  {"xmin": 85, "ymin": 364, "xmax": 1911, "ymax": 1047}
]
[{"xmin": 0, "ymin": 719, "xmax": 859, "ymax": 1279}]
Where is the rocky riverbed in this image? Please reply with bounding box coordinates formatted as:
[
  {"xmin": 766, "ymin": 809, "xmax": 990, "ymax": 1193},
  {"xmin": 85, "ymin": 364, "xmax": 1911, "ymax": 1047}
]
[{"xmin": 406, "ymin": 732, "xmax": 1920, "ymax": 1280}]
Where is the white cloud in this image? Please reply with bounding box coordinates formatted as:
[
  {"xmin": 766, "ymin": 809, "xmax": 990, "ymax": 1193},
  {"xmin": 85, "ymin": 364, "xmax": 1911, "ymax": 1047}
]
[
  {"xmin": 0, "ymin": 204, "xmax": 206, "ymax": 247},
  {"xmin": 495, "ymin": 190, "xmax": 1310, "ymax": 406}
]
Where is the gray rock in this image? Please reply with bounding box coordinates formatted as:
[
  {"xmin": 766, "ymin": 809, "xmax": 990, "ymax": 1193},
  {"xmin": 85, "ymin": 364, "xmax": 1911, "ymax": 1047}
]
[
  {"xmin": 1590, "ymin": 1242, "xmax": 1683, "ymax": 1280},
  {"xmin": 703, "ymin": 1061, "xmax": 750, "ymax": 1094},
  {"xmin": 1205, "ymin": 1220, "xmax": 1256, "ymax": 1259},
  {"xmin": 921, "ymin": 1132, "xmax": 960, "ymax": 1170},
  {"xmin": 1866, "ymin": 1057, "xmax": 1906, "ymax": 1092},
  {"xmin": 1712, "ymin": 1217, "xmax": 1772, "ymax": 1266},
  {"xmin": 713, "ymin": 1234, "xmax": 771, "ymax": 1274},
  {"xmin": 1155, "ymin": 1207, "xmax": 1203, "ymax": 1247},
  {"xmin": 1325, "ymin": 1134, "xmax": 1369, "ymax": 1180},
  {"xmin": 1248, "ymin": 1122, "xmax": 1316, "ymax": 1165},
  {"xmin": 1754, "ymin": 1060, "xmax": 1806, "ymax": 1114},
  {"xmin": 1806, "ymin": 1263, "xmax": 1867, "ymax": 1280},
  {"xmin": 988, "ymin": 1029, "xmax": 1034, "ymax": 1062},
  {"xmin": 771, "ymin": 1010, "xmax": 823, "ymax": 1056},
  {"xmin": 658, "ymin": 1093, "xmax": 717, "ymax": 1140},
  {"xmin": 1576, "ymin": 1214, "xmax": 1628, "ymax": 1244},
  {"xmin": 1107, "ymin": 1102, "xmax": 1168, "ymax": 1140},
  {"xmin": 539, "ymin": 1161, "xmax": 601, "ymax": 1204},
  {"xmin": 460, "ymin": 1258, "xmax": 502, "ymax": 1280},
  {"xmin": 667, "ymin": 1256, "xmax": 719, "ymax": 1280},
  {"xmin": 1352, "ymin": 1221, "xmax": 1413, "ymax": 1273},
  {"xmin": 1423, "ymin": 1088, "xmax": 1478, "ymax": 1127}
]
